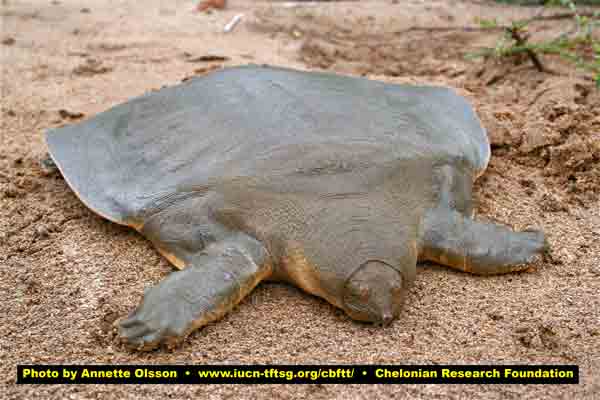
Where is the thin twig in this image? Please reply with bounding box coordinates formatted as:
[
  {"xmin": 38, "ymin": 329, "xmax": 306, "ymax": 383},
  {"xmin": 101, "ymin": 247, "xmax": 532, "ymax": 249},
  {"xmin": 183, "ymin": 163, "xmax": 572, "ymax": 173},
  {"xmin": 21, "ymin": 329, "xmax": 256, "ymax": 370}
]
[
  {"xmin": 524, "ymin": 11, "xmax": 599, "ymax": 24},
  {"xmin": 506, "ymin": 26, "xmax": 546, "ymax": 72},
  {"xmin": 396, "ymin": 26, "xmax": 503, "ymax": 34},
  {"xmin": 393, "ymin": 11, "xmax": 599, "ymax": 36}
]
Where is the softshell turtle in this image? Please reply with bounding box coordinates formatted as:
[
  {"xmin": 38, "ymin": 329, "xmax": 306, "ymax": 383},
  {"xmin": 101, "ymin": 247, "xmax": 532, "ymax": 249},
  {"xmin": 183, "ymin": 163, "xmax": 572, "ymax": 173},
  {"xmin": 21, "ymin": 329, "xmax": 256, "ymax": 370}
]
[{"xmin": 45, "ymin": 65, "xmax": 547, "ymax": 350}]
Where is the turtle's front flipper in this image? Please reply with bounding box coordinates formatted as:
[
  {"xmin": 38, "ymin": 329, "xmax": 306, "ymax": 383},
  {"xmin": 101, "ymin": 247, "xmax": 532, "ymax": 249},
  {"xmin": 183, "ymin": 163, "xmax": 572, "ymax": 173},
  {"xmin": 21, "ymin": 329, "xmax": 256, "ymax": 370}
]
[
  {"xmin": 117, "ymin": 233, "xmax": 272, "ymax": 350},
  {"xmin": 421, "ymin": 208, "xmax": 548, "ymax": 275}
]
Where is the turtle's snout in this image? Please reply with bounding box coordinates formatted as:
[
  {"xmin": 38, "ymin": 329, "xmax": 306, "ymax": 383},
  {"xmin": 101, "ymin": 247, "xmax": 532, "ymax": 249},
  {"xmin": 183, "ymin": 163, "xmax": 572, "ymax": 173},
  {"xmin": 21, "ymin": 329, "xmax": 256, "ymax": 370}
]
[{"xmin": 343, "ymin": 260, "xmax": 404, "ymax": 326}]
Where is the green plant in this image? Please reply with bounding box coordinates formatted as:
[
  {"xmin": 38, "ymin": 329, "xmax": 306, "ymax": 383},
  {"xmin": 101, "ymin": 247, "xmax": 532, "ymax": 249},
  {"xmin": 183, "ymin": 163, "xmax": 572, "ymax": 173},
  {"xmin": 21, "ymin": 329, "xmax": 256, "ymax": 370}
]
[{"xmin": 471, "ymin": 1, "xmax": 600, "ymax": 86}]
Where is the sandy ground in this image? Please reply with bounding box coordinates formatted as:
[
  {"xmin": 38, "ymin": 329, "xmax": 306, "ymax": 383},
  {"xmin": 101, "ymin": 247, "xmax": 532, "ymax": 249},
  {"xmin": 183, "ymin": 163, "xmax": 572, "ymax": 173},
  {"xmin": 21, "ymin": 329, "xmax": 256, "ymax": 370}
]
[{"xmin": 1, "ymin": 0, "xmax": 599, "ymax": 399}]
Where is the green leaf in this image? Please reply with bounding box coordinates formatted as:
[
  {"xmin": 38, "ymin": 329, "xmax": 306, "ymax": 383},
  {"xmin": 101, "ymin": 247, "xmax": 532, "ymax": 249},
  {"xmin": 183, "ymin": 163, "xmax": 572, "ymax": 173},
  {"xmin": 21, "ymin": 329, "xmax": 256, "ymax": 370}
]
[{"xmin": 474, "ymin": 17, "xmax": 499, "ymax": 28}]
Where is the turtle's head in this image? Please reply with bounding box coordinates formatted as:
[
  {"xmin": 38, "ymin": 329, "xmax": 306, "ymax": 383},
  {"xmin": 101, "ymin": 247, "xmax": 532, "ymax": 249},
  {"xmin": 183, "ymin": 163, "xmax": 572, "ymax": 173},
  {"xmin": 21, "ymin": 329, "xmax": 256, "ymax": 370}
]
[{"xmin": 342, "ymin": 260, "xmax": 404, "ymax": 326}]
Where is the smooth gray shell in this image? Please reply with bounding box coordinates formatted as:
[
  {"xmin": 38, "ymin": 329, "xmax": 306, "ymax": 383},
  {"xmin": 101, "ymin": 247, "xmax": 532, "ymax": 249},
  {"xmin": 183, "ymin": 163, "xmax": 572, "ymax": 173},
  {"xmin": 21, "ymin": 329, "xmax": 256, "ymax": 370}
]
[{"xmin": 45, "ymin": 65, "xmax": 490, "ymax": 226}]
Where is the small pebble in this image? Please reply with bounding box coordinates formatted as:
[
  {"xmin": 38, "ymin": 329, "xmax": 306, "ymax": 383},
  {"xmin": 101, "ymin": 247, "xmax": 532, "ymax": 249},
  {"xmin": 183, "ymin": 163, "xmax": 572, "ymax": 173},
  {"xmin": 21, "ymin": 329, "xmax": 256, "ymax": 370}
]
[
  {"xmin": 35, "ymin": 225, "xmax": 50, "ymax": 239},
  {"xmin": 2, "ymin": 37, "xmax": 16, "ymax": 46},
  {"xmin": 3, "ymin": 183, "xmax": 19, "ymax": 198}
]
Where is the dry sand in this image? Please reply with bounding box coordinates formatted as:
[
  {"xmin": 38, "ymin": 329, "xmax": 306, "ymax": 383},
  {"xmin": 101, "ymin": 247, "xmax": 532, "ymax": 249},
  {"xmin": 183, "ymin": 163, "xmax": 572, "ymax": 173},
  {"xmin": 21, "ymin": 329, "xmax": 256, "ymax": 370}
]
[{"xmin": 1, "ymin": 0, "xmax": 599, "ymax": 399}]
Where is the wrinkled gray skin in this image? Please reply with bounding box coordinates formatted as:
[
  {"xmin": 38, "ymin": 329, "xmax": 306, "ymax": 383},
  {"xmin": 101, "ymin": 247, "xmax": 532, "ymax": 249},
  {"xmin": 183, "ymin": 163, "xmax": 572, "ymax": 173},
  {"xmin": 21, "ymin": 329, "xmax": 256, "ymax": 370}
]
[{"xmin": 45, "ymin": 65, "xmax": 547, "ymax": 350}]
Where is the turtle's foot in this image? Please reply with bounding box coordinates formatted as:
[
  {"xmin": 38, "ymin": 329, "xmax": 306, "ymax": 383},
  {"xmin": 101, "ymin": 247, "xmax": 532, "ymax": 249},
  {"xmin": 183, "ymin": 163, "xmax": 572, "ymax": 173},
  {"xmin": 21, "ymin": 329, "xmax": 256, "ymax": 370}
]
[
  {"xmin": 116, "ymin": 234, "xmax": 271, "ymax": 351},
  {"xmin": 116, "ymin": 274, "xmax": 198, "ymax": 351},
  {"xmin": 422, "ymin": 208, "xmax": 548, "ymax": 275},
  {"xmin": 464, "ymin": 228, "xmax": 547, "ymax": 274}
]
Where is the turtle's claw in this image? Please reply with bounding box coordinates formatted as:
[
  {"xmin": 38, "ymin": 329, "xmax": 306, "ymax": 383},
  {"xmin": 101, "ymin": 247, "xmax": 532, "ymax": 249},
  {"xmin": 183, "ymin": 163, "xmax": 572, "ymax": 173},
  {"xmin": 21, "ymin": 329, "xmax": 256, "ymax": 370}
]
[
  {"xmin": 118, "ymin": 319, "xmax": 152, "ymax": 341},
  {"xmin": 512, "ymin": 229, "xmax": 546, "ymax": 265},
  {"xmin": 116, "ymin": 317, "xmax": 173, "ymax": 351},
  {"xmin": 116, "ymin": 313, "xmax": 162, "ymax": 351},
  {"xmin": 118, "ymin": 312, "xmax": 143, "ymax": 329}
]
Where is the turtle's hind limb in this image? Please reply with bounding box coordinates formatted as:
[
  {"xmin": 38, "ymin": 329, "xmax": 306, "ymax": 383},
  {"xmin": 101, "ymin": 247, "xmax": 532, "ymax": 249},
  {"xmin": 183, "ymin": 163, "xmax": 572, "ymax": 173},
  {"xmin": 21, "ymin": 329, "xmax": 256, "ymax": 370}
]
[
  {"xmin": 421, "ymin": 207, "xmax": 548, "ymax": 275},
  {"xmin": 116, "ymin": 233, "xmax": 272, "ymax": 351}
]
